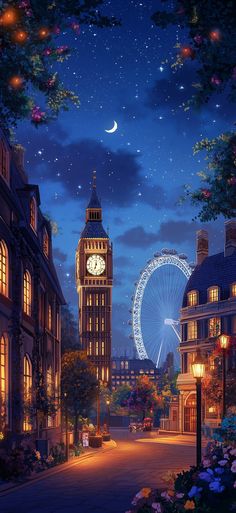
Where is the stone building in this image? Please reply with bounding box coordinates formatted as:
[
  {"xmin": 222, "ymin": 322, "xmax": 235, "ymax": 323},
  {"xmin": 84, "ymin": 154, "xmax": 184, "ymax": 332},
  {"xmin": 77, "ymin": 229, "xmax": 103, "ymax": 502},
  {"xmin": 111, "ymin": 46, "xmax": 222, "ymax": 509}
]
[
  {"xmin": 111, "ymin": 357, "xmax": 159, "ymax": 390},
  {"xmin": 177, "ymin": 221, "xmax": 236, "ymax": 433},
  {"xmin": 0, "ymin": 130, "xmax": 64, "ymax": 445}
]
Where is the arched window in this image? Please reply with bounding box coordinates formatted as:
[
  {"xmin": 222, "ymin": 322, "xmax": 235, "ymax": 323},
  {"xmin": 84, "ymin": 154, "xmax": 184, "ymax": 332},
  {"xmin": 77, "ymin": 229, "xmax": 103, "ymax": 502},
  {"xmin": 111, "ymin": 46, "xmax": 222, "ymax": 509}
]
[
  {"xmin": 0, "ymin": 334, "xmax": 9, "ymax": 428},
  {"xmin": 30, "ymin": 197, "xmax": 37, "ymax": 232},
  {"xmin": 0, "ymin": 139, "xmax": 9, "ymax": 183},
  {"xmin": 48, "ymin": 304, "xmax": 52, "ymax": 331},
  {"xmin": 23, "ymin": 354, "xmax": 32, "ymax": 431},
  {"xmin": 43, "ymin": 229, "xmax": 49, "ymax": 258},
  {"xmin": 0, "ymin": 240, "xmax": 8, "ymax": 297},
  {"xmin": 23, "ymin": 270, "xmax": 32, "ymax": 316}
]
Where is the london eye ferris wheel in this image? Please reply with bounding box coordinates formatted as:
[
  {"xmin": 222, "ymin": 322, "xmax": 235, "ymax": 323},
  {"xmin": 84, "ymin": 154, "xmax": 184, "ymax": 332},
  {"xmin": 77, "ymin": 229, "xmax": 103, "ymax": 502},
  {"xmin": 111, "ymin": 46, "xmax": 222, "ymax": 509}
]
[{"xmin": 130, "ymin": 249, "xmax": 194, "ymax": 368}]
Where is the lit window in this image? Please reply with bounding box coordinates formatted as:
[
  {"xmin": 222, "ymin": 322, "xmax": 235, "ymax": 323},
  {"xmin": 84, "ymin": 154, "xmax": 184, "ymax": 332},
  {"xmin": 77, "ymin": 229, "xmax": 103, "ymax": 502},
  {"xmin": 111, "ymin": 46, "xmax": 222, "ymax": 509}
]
[
  {"xmin": 96, "ymin": 367, "xmax": 99, "ymax": 380},
  {"xmin": 187, "ymin": 290, "xmax": 198, "ymax": 306},
  {"xmin": 0, "ymin": 240, "xmax": 8, "ymax": 297},
  {"xmin": 101, "ymin": 294, "xmax": 105, "ymax": 306},
  {"xmin": 112, "ymin": 361, "xmax": 116, "ymax": 369},
  {"xmin": 88, "ymin": 317, "xmax": 92, "ymax": 331},
  {"xmin": 95, "ymin": 317, "xmax": 99, "ymax": 331},
  {"xmin": 121, "ymin": 361, "xmax": 124, "ymax": 370},
  {"xmin": 0, "ymin": 139, "xmax": 9, "ymax": 183},
  {"xmin": 208, "ymin": 317, "xmax": 221, "ymax": 337},
  {"xmin": 101, "ymin": 341, "xmax": 105, "ymax": 355},
  {"xmin": 106, "ymin": 367, "xmax": 109, "ymax": 382},
  {"xmin": 101, "ymin": 367, "xmax": 105, "ymax": 381},
  {"xmin": 56, "ymin": 311, "xmax": 60, "ymax": 340},
  {"xmin": 47, "ymin": 366, "xmax": 53, "ymax": 428},
  {"xmin": 0, "ymin": 334, "xmax": 8, "ymax": 427},
  {"xmin": 30, "ymin": 197, "xmax": 37, "ymax": 232},
  {"xmin": 187, "ymin": 321, "xmax": 197, "ymax": 340},
  {"xmin": 125, "ymin": 361, "xmax": 129, "ymax": 370},
  {"xmin": 43, "ymin": 229, "xmax": 49, "ymax": 258},
  {"xmin": 231, "ymin": 283, "xmax": 236, "ymax": 297},
  {"xmin": 96, "ymin": 341, "xmax": 99, "ymax": 355},
  {"xmin": 48, "ymin": 304, "xmax": 52, "ymax": 331},
  {"xmin": 23, "ymin": 354, "xmax": 32, "ymax": 431},
  {"xmin": 101, "ymin": 318, "xmax": 105, "ymax": 332},
  {"xmin": 95, "ymin": 294, "xmax": 99, "ymax": 306},
  {"xmin": 89, "ymin": 341, "xmax": 92, "ymax": 355},
  {"xmin": 23, "ymin": 270, "xmax": 32, "ymax": 316},
  {"xmin": 87, "ymin": 294, "xmax": 92, "ymax": 306},
  {"xmin": 208, "ymin": 286, "xmax": 219, "ymax": 302}
]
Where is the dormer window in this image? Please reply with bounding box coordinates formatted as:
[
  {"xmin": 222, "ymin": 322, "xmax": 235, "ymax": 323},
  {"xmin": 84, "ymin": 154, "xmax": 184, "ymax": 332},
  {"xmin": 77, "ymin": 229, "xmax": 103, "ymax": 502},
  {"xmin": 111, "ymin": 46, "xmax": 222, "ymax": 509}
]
[
  {"xmin": 187, "ymin": 290, "xmax": 198, "ymax": 306},
  {"xmin": 43, "ymin": 228, "xmax": 49, "ymax": 258},
  {"xmin": 231, "ymin": 283, "xmax": 236, "ymax": 298},
  {"xmin": 0, "ymin": 139, "xmax": 9, "ymax": 184},
  {"xmin": 30, "ymin": 197, "xmax": 37, "ymax": 232},
  {"xmin": 208, "ymin": 286, "xmax": 219, "ymax": 302}
]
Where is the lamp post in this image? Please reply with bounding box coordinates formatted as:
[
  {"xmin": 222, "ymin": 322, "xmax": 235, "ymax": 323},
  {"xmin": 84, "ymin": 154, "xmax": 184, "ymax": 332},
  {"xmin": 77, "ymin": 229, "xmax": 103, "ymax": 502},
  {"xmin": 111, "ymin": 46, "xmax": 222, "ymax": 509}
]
[
  {"xmin": 106, "ymin": 399, "xmax": 110, "ymax": 433},
  {"xmin": 64, "ymin": 392, "xmax": 69, "ymax": 462},
  {"xmin": 192, "ymin": 351, "xmax": 205, "ymax": 467},
  {"xmin": 96, "ymin": 383, "xmax": 101, "ymax": 435},
  {"xmin": 219, "ymin": 334, "xmax": 230, "ymax": 418}
]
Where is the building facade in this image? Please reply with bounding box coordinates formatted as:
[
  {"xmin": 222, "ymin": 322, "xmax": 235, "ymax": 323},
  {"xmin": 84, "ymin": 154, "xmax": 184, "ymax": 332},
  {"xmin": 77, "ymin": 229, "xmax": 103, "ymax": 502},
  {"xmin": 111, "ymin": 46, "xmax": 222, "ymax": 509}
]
[
  {"xmin": 0, "ymin": 130, "xmax": 65, "ymax": 445},
  {"xmin": 177, "ymin": 222, "xmax": 236, "ymax": 433},
  {"xmin": 76, "ymin": 173, "xmax": 112, "ymax": 385},
  {"xmin": 111, "ymin": 357, "xmax": 159, "ymax": 390}
]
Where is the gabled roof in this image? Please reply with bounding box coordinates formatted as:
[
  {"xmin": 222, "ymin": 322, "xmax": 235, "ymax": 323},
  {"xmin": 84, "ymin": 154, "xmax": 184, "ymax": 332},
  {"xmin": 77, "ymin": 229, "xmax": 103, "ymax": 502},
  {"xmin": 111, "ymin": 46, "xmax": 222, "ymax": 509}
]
[{"xmin": 182, "ymin": 251, "xmax": 236, "ymax": 307}]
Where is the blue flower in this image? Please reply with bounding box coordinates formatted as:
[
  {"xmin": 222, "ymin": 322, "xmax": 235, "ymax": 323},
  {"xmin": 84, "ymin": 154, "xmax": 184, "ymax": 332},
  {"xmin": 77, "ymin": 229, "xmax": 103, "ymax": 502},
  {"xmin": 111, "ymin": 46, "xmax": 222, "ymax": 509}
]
[
  {"xmin": 188, "ymin": 485, "xmax": 202, "ymax": 498},
  {"xmin": 199, "ymin": 471, "xmax": 213, "ymax": 483},
  {"xmin": 209, "ymin": 478, "xmax": 225, "ymax": 493},
  {"xmin": 214, "ymin": 467, "xmax": 224, "ymax": 475}
]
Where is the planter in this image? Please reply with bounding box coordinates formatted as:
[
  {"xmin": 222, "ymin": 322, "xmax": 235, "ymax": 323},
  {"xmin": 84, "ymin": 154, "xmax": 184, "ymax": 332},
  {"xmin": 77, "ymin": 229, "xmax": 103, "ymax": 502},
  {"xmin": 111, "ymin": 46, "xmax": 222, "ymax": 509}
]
[
  {"xmin": 102, "ymin": 434, "xmax": 111, "ymax": 441},
  {"xmin": 88, "ymin": 435, "xmax": 103, "ymax": 448}
]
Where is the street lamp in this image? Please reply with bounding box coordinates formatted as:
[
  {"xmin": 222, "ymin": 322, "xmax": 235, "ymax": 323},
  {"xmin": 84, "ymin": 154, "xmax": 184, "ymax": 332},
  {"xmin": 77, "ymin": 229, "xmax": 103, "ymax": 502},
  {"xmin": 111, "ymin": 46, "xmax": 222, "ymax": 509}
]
[
  {"xmin": 106, "ymin": 399, "xmax": 110, "ymax": 433},
  {"xmin": 64, "ymin": 392, "xmax": 69, "ymax": 462},
  {"xmin": 219, "ymin": 334, "xmax": 230, "ymax": 418},
  {"xmin": 192, "ymin": 351, "xmax": 205, "ymax": 467}
]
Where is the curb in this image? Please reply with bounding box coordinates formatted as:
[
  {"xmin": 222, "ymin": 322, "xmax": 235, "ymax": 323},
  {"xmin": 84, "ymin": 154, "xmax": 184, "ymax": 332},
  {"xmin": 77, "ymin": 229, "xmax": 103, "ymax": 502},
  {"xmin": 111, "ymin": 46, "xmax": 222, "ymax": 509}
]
[{"xmin": 0, "ymin": 440, "xmax": 117, "ymax": 496}]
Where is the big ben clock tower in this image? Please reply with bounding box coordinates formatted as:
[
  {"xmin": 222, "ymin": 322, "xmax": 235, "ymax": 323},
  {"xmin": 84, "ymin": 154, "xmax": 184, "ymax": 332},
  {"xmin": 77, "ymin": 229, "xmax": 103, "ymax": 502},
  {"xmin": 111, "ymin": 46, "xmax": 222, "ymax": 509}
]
[{"xmin": 76, "ymin": 172, "xmax": 113, "ymax": 385}]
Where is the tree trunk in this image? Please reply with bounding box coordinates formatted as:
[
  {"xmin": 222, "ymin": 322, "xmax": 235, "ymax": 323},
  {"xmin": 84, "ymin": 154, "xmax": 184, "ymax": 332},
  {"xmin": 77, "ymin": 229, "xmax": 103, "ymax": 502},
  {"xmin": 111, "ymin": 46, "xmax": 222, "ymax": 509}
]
[{"xmin": 74, "ymin": 412, "xmax": 79, "ymax": 444}]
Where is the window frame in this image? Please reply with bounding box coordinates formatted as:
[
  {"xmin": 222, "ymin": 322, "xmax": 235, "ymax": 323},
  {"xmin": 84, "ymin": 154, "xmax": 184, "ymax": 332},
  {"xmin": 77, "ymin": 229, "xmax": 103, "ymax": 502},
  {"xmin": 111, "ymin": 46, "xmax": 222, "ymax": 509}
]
[
  {"xmin": 23, "ymin": 354, "xmax": 32, "ymax": 432},
  {"xmin": 187, "ymin": 320, "xmax": 198, "ymax": 341},
  {"xmin": 30, "ymin": 197, "xmax": 37, "ymax": 233},
  {"xmin": 187, "ymin": 290, "xmax": 198, "ymax": 307},
  {"xmin": 43, "ymin": 228, "xmax": 49, "ymax": 258},
  {"xmin": 0, "ymin": 139, "xmax": 10, "ymax": 185},
  {"xmin": 23, "ymin": 270, "xmax": 32, "ymax": 316},
  {"xmin": 208, "ymin": 286, "xmax": 220, "ymax": 303},
  {"xmin": 208, "ymin": 317, "xmax": 221, "ymax": 337},
  {"xmin": 231, "ymin": 283, "xmax": 236, "ymax": 298},
  {"xmin": 0, "ymin": 333, "xmax": 9, "ymax": 426},
  {"xmin": 0, "ymin": 240, "xmax": 8, "ymax": 297}
]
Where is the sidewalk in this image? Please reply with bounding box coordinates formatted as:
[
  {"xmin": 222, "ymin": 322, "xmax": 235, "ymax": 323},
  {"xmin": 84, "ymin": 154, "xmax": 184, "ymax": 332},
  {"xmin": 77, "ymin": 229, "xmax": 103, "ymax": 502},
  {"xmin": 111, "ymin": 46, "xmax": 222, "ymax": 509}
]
[{"xmin": 0, "ymin": 440, "xmax": 116, "ymax": 496}]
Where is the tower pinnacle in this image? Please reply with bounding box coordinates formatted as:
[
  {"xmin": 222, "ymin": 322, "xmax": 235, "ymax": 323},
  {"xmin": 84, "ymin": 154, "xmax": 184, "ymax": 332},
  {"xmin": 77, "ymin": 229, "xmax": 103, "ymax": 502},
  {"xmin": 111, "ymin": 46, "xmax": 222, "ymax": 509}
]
[{"xmin": 92, "ymin": 170, "xmax": 96, "ymax": 189}]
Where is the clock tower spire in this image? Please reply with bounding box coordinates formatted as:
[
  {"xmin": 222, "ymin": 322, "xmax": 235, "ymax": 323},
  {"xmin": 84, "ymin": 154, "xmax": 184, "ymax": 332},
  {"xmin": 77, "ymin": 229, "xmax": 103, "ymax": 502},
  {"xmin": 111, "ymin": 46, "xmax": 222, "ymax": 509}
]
[{"xmin": 76, "ymin": 172, "xmax": 113, "ymax": 386}]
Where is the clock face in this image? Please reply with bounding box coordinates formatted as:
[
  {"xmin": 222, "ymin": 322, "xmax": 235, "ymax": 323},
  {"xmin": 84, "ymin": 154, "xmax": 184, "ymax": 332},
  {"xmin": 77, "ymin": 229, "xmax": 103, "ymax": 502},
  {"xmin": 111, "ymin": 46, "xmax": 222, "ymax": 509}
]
[{"xmin": 86, "ymin": 254, "xmax": 105, "ymax": 276}]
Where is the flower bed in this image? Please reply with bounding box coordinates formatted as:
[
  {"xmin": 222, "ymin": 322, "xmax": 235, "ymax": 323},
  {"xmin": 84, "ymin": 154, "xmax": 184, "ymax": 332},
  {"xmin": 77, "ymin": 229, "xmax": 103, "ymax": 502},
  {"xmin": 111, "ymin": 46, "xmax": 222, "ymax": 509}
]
[{"xmin": 126, "ymin": 414, "xmax": 236, "ymax": 513}]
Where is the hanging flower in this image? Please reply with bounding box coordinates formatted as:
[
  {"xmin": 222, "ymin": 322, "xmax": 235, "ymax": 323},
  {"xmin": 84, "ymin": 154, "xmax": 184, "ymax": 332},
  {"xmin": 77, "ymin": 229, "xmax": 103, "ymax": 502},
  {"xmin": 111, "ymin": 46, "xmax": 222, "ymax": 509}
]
[
  {"xmin": 201, "ymin": 188, "xmax": 211, "ymax": 199},
  {"xmin": 231, "ymin": 460, "xmax": 236, "ymax": 473},
  {"xmin": 31, "ymin": 105, "xmax": 46, "ymax": 124},
  {"xmin": 193, "ymin": 34, "xmax": 203, "ymax": 45},
  {"xmin": 211, "ymin": 75, "xmax": 222, "ymax": 86},
  {"xmin": 184, "ymin": 500, "xmax": 195, "ymax": 510}
]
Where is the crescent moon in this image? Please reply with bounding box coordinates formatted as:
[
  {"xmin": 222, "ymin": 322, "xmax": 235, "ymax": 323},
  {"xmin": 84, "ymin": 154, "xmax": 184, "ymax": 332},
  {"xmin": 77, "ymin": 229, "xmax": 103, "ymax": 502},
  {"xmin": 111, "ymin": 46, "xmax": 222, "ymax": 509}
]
[{"xmin": 105, "ymin": 120, "xmax": 118, "ymax": 134}]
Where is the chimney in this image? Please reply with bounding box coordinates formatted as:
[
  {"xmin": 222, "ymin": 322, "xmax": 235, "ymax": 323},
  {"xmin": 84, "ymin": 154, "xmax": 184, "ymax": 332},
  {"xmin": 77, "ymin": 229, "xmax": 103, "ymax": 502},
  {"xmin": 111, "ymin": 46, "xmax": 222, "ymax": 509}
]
[
  {"xmin": 196, "ymin": 229, "xmax": 208, "ymax": 265},
  {"xmin": 12, "ymin": 144, "xmax": 28, "ymax": 183},
  {"xmin": 224, "ymin": 220, "xmax": 236, "ymax": 257}
]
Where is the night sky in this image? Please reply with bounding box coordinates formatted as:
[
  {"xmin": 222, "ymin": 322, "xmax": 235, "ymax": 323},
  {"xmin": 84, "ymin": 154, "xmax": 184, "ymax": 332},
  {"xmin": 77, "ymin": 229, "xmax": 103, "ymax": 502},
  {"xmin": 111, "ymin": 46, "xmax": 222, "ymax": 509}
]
[{"xmin": 15, "ymin": 1, "xmax": 235, "ymax": 361}]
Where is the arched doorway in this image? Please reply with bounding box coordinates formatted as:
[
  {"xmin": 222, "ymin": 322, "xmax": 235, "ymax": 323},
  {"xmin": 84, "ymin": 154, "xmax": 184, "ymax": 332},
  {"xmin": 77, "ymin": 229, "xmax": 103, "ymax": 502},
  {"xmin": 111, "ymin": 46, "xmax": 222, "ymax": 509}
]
[{"xmin": 184, "ymin": 393, "xmax": 196, "ymax": 433}]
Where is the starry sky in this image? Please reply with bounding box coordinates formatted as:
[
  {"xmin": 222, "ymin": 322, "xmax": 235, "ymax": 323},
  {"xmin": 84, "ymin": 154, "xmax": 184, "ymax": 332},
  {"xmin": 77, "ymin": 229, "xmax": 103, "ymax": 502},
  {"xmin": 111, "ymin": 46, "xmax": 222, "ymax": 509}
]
[{"xmin": 15, "ymin": 0, "xmax": 235, "ymax": 363}]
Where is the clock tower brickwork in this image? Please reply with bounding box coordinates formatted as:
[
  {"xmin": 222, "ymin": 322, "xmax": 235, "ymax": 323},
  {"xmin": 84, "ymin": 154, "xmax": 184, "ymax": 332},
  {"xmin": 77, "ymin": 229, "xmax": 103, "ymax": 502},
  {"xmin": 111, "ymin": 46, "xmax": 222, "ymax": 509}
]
[{"xmin": 76, "ymin": 173, "xmax": 112, "ymax": 385}]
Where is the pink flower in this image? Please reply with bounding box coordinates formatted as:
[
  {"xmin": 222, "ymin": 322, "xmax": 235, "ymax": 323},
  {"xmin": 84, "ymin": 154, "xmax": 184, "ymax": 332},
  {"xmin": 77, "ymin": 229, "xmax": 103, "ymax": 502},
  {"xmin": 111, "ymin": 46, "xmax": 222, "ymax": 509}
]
[
  {"xmin": 228, "ymin": 177, "xmax": 236, "ymax": 186},
  {"xmin": 202, "ymin": 458, "xmax": 211, "ymax": 468},
  {"xmin": 31, "ymin": 106, "xmax": 45, "ymax": 124},
  {"xmin": 230, "ymin": 449, "xmax": 236, "ymax": 456},
  {"xmin": 176, "ymin": 492, "xmax": 185, "ymax": 498},
  {"xmin": 201, "ymin": 188, "xmax": 211, "ymax": 199},
  {"xmin": 231, "ymin": 461, "xmax": 236, "ymax": 473},
  {"xmin": 194, "ymin": 35, "xmax": 203, "ymax": 45},
  {"xmin": 161, "ymin": 491, "xmax": 172, "ymax": 501},
  {"xmin": 211, "ymin": 75, "xmax": 222, "ymax": 86},
  {"xmin": 152, "ymin": 503, "xmax": 162, "ymax": 512}
]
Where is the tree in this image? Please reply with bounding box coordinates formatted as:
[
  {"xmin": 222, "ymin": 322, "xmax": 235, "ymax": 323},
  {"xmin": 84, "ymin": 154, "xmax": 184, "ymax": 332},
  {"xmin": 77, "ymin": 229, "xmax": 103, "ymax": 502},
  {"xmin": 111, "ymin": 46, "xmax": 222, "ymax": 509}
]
[
  {"xmin": 61, "ymin": 350, "xmax": 97, "ymax": 443},
  {"xmin": 0, "ymin": 1, "xmax": 119, "ymax": 130},
  {"xmin": 111, "ymin": 384, "xmax": 132, "ymax": 413},
  {"xmin": 152, "ymin": 1, "xmax": 236, "ymax": 220},
  {"xmin": 128, "ymin": 375, "xmax": 163, "ymax": 421},
  {"xmin": 61, "ymin": 304, "xmax": 79, "ymax": 353}
]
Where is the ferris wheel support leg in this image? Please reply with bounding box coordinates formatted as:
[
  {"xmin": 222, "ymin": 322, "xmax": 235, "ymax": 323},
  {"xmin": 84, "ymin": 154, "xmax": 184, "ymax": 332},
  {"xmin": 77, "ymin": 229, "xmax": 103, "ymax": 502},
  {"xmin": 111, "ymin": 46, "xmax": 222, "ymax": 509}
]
[{"xmin": 156, "ymin": 339, "xmax": 164, "ymax": 368}]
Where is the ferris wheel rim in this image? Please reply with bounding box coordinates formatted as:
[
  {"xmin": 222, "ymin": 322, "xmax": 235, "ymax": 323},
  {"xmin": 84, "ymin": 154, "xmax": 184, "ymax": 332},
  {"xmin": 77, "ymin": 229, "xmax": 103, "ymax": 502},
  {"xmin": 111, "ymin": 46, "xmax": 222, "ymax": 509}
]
[{"xmin": 132, "ymin": 253, "xmax": 192, "ymax": 361}]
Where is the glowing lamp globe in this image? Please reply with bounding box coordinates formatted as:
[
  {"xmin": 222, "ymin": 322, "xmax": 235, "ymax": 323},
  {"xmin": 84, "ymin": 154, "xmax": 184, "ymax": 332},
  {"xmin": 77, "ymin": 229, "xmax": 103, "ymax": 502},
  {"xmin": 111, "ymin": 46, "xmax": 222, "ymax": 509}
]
[
  {"xmin": 192, "ymin": 351, "xmax": 205, "ymax": 379},
  {"xmin": 0, "ymin": 8, "xmax": 18, "ymax": 25},
  {"xmin": 9, "ymin": 76, "xmax": 23, "ymax": 89},
  {"xmin": 38, "ymin": 27, "xmax": 50, "ymax": 39},
  {"xmin": 106, "ymin": 399, "xmax": 110, "ymax": 406},
  {"xmin": 14, "ymin": 30, "xmax": 28, "ymax": 43},
  {"xmin": 219, "ymin": 334, "xmax": 229, "ymax": 350}
]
